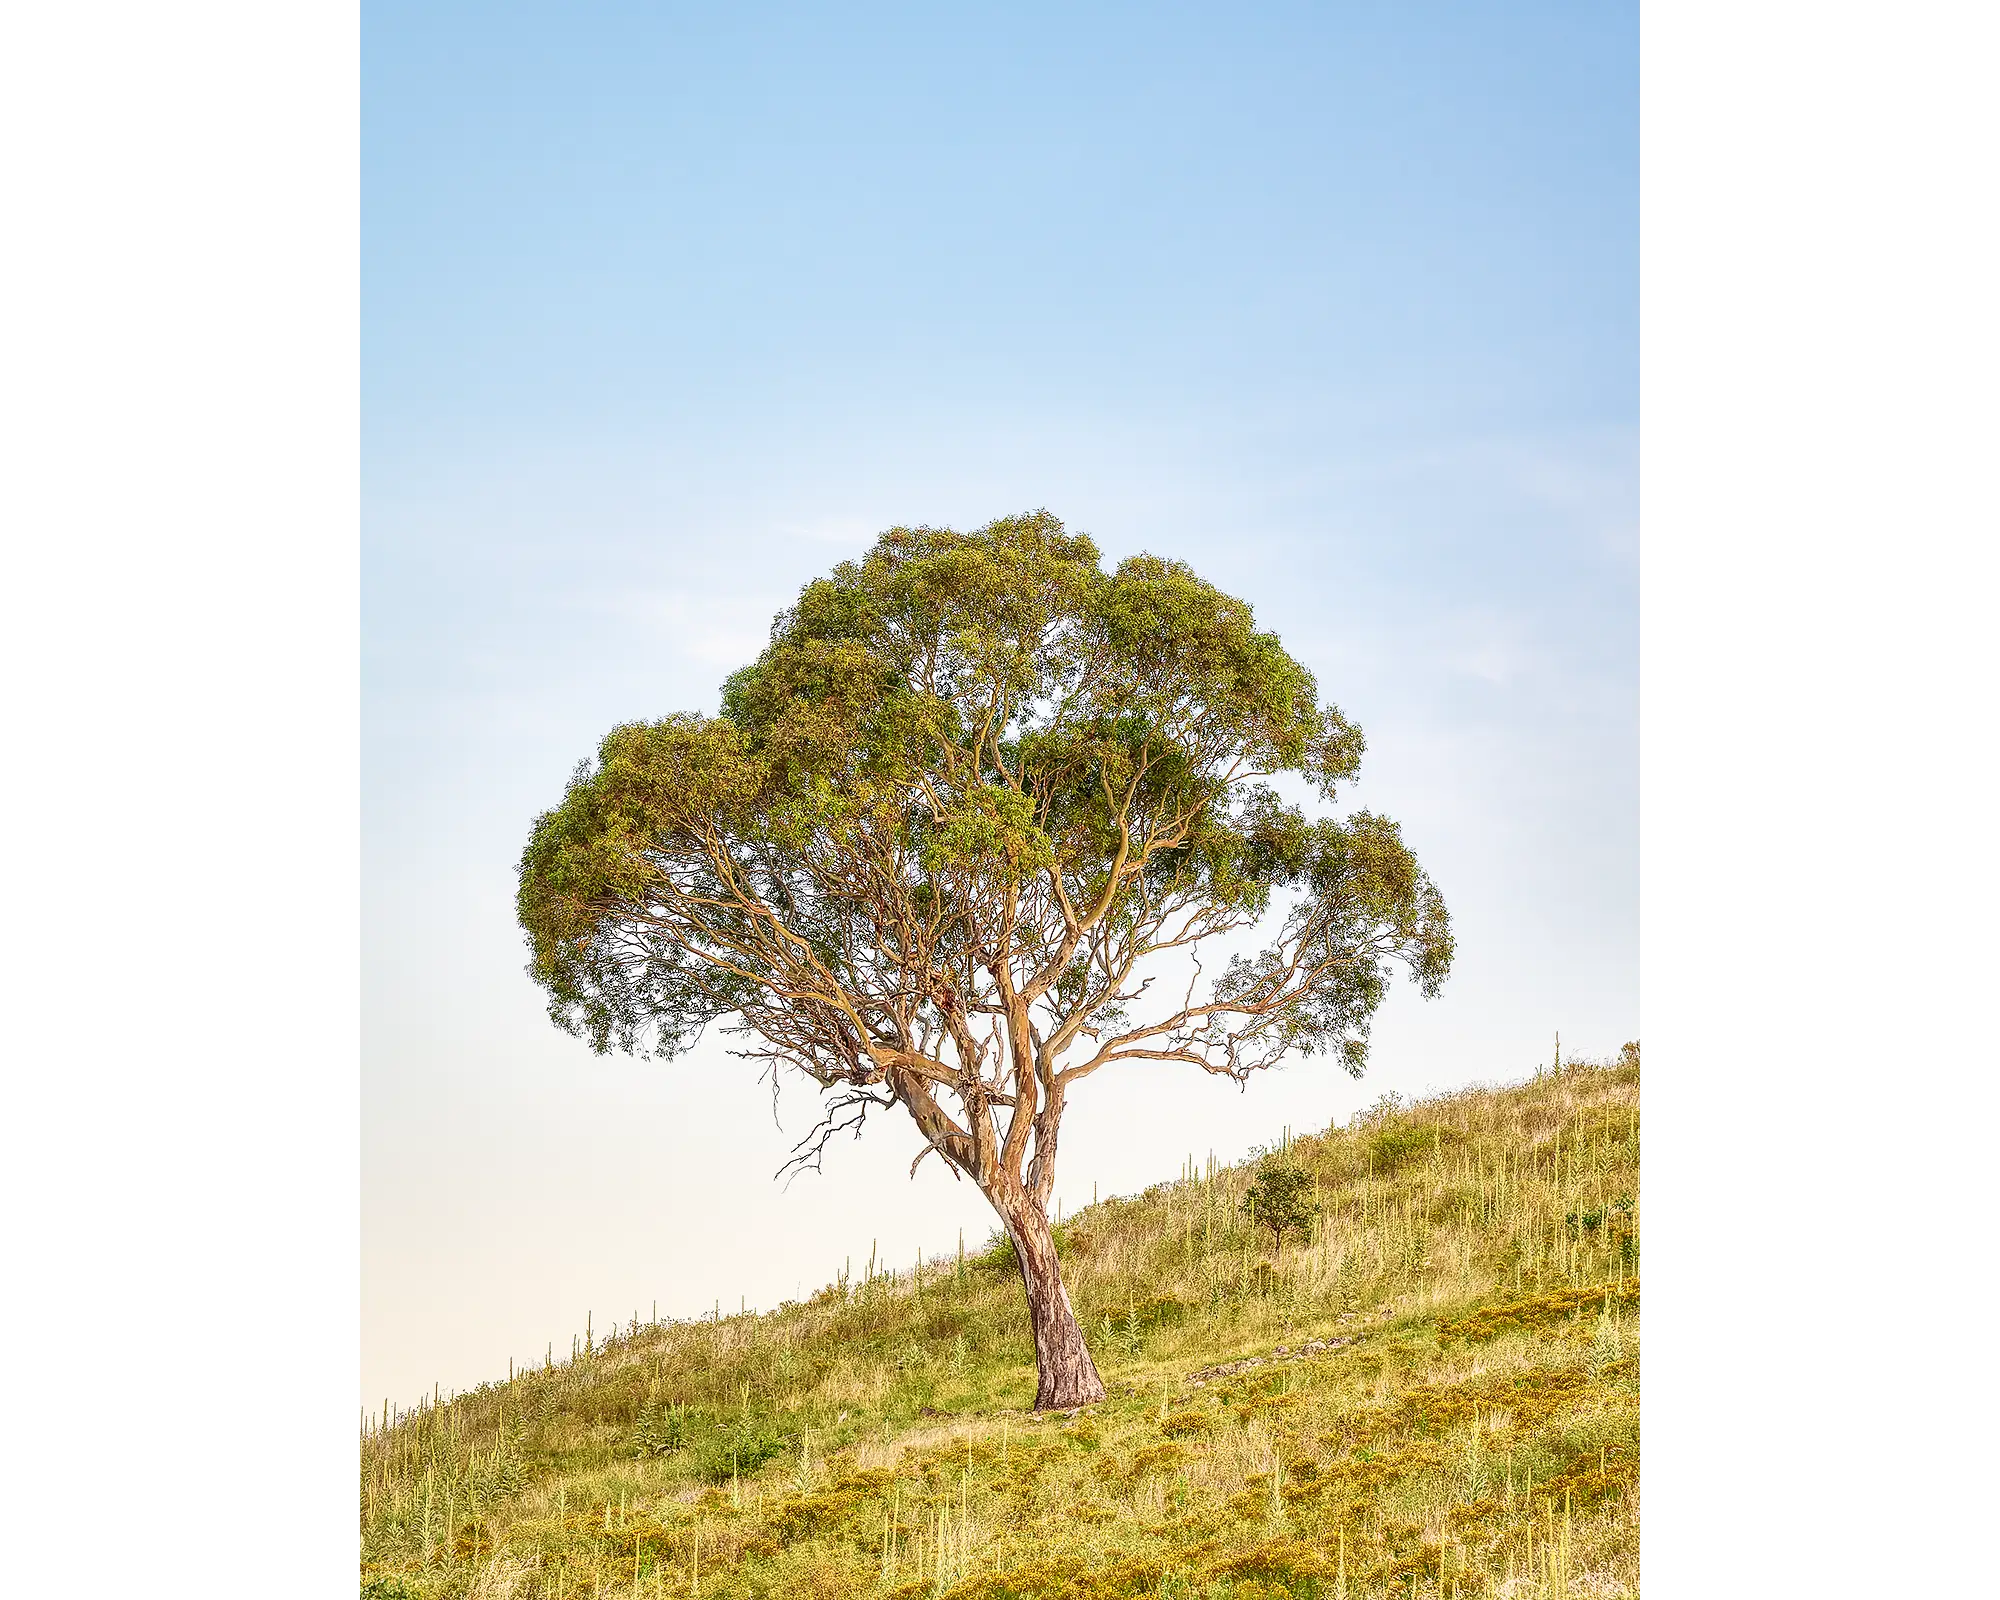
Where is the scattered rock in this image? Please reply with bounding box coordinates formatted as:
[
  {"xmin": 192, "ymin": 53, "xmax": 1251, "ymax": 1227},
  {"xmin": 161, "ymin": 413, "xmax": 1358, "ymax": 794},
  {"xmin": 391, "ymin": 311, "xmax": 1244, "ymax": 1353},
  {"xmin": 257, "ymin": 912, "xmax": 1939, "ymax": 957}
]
[{"xmin": 1182, "ymin": 1337, "xmax": 1351, "ymax": 1385}]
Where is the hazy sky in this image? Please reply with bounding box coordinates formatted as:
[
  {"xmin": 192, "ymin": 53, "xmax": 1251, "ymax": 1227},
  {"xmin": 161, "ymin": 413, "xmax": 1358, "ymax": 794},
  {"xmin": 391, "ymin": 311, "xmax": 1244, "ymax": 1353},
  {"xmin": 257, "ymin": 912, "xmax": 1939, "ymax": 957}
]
[{"xmin": 363, "ymin": 2, "xmax": 1635, "ymax": 1409}]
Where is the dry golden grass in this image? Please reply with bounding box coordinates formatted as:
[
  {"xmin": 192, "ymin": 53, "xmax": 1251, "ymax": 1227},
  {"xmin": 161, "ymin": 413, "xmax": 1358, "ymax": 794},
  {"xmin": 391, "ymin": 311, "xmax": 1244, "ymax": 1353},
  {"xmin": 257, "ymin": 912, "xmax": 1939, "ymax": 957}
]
[{"xmin": 361, "ymin": 1049, "xmax": 1639, "ymax": 1599}]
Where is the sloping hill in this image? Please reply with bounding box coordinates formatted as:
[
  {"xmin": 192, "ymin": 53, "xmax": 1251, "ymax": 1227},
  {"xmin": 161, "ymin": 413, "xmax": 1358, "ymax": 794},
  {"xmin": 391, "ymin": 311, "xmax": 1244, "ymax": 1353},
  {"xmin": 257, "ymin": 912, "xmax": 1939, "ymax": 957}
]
[{"xmin": 361, "ymin": 1051, "xmax": 1639, "ymax": 1599}]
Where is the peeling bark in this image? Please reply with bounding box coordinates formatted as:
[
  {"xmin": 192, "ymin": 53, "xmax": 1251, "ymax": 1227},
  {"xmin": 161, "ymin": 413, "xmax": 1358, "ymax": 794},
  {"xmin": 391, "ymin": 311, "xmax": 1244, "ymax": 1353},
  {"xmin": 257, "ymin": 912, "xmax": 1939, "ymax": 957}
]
[{"xmin": 998, "ymin": 1193, "xmax": 1105, "ymax": 1410}]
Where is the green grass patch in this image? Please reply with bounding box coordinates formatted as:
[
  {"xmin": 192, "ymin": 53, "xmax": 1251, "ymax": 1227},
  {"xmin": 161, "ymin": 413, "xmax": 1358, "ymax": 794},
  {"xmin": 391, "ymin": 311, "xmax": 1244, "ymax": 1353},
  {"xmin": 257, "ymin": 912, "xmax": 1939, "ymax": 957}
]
[{"xmin": 360, "ymin": 1055, "xmax": 1641, "ymax": 1598}]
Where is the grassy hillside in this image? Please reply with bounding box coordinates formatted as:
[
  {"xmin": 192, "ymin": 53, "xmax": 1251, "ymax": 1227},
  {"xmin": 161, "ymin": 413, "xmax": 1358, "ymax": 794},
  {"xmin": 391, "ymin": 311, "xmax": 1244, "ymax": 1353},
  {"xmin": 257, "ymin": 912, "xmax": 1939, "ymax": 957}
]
[{"xmin": 360, "ymin": 1051, "xmax": 1639, "ymax": 1600}]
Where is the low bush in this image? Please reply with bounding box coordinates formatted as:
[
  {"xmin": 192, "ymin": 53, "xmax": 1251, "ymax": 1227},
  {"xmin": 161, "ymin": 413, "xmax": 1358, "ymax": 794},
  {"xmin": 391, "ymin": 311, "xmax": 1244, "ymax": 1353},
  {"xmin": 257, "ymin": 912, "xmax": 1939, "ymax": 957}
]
[
  {"xmin": 1368, "ymin": 1120, "xmax": 1454, "ymax": 1172},
  {"xmin": 690, "ymin": 1415, "xmax": 790, "ymax": 1483}
]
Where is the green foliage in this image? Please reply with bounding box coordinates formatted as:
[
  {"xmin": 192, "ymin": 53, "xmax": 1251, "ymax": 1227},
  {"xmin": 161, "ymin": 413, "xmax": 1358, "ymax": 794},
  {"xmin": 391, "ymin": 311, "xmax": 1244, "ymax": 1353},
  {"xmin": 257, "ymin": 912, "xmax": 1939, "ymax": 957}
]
[
  {"xmin": 515, "ymin": 509, "xmax": 1449, "ymax": 1117},
  {"xmin": 692, "ymin": 1415, "xmax": 790, "ymax": 1484},
  {"xmin": 1567, "ymin": 1195, "xmax": 1638, "ymax": 1265},
  {"xmin": 1366, "ymin": 1119, "xmax": 1449, "ymax": 1173},
  {"xmin": 1437, "ymin": 1281, "xmax": 1640, "ymax": 1343},
  {"xmin": 1240, "ymin": 1160, "xmax": 1320, "ymax": 1248},
  {"xmin": 512, "ymin": 510, "xmax": 1455, "ymax": 1416},
  {"xmin": 974, "ymin": 1222, "xmax": 1077, "ymax": 1275},
  {"xmin": 1134, "ymin": 1294, "xmax": 1195, "ymax": 1329},
  {"xmin": 629, "ymin": 1400, "xmax": 691, "ymax": 1458},
  {"xmin": 1565, "ymin": 1197, "xmax": 1632, "ymax": 1236}
]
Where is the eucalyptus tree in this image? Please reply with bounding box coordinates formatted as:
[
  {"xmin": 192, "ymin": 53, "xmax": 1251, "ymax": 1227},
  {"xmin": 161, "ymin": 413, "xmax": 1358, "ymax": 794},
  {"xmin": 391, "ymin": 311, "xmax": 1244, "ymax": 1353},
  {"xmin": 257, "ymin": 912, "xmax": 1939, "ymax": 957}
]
[{"xmin": 516, "ymin": 512, "xmax": 1452, "ymax": 1409}]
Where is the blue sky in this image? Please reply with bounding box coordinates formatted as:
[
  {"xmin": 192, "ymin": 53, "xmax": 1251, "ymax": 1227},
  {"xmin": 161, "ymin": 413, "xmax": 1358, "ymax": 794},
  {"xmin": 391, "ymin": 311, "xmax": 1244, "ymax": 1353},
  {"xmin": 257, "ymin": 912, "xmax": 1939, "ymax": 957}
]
[{"xmin": 363, "ymin": 2, "xmax": 1635, "ymax": 1407}]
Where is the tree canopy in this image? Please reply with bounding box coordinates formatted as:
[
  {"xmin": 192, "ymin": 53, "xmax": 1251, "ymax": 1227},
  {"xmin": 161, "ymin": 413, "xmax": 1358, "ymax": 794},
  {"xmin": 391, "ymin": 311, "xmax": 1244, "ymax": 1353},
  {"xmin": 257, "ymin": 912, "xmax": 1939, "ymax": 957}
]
[
  {"xmin": 516, "ymin": 512, "xmax": 1453, "ymax": 1405},
  {"xmin": 1242, "ymin": 1158, "xmax": 1322, "ymax": 1250}
]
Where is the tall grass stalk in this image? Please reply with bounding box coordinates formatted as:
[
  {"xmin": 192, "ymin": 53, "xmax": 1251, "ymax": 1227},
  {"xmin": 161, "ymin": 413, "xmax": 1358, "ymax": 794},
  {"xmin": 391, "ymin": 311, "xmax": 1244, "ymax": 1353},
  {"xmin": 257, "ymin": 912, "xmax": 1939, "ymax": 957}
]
[{"xmin": 361, "ymin": 1051, "xmax": 1640, "ymax": 1599}]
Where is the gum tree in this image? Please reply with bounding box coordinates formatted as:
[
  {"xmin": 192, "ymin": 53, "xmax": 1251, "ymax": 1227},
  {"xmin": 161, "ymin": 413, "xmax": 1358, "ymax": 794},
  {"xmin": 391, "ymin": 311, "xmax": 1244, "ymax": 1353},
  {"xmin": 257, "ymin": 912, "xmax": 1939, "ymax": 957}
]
[{"xmin": 516, "ymin": 513, "xmax": 1452, "ymax": 1409}]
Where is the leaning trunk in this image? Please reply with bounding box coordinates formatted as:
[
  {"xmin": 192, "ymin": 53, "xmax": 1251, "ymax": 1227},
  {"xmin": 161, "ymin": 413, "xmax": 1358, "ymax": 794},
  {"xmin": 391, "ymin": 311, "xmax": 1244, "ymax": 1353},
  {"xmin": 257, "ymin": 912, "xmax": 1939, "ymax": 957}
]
[{"xmin": 1000, "ymin": 1197, "xmax": 1105, "ymax": 1410}]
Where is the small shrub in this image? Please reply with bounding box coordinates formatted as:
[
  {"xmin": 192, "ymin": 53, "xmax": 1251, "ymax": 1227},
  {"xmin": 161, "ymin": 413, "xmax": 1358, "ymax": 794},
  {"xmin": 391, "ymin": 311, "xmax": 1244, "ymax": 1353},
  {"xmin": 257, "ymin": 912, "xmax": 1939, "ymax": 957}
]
[
  {"xmin": 764, "ymin": 1490, "xmax": 865, "ymax": 1542},
  {"xmin": 1368, "ymin": 1121, "xmax": 1453, "ymax": 1173},
  {"xmin": 629, "ymin": 1401, "xmax": 691, "ymax": 1458},
  {"xmin": 973, "ymin": 1229, "xmax": 1018, "ymax": 1273},
  {"xmin": 954, "ymin": 1556, "xmax": 1170, "ymax": 1599},
  {"xmin": 599, "ymin": 1515, "xmax": 684, "ymax": 1561},
  {"xmin": 1562, "ymin": 1195, "xmax": 1639, "ymax": 1267},
  {"xmin": 1353, "ymin": 1092, "xmax": 1406, "ymax": 1127},
  {"xmin": 1205, "ymin": 1539, "xmax": 1335, "ymax": 1585},
  {"xmin": 974, "ymin": 1222, "xmax": 1077, "ymax": 1274},
  {"xmin": 1241, "ymin": 1161, "xmax": 1320, "ymax": 1249},
  {"xmin": 1565, "ymin": 1195, "xmax": 1636, "ymax": 1252},
  {"xmin": 1135, "ymin": 1294, "xmax": 1196, "ymax": 1329},
  {"xmin": 1127, "ymin": 1441, "xmax": 1186, "ymax": 1477},
  {"xmin": 938, "ymin": 1561, "xmax": 1076, "ymax": 1600},
  {"xmin": 691, "ymin": 1416, "xmax": 789, "ymax": 1483},
  {"xmin": 1077, "ymin": 1556, "xmax": 1167, "ymax": 1596},
  {"xmin": 1437, "ymin": 1281, "xmax": 1638, "ymax": 1343}
]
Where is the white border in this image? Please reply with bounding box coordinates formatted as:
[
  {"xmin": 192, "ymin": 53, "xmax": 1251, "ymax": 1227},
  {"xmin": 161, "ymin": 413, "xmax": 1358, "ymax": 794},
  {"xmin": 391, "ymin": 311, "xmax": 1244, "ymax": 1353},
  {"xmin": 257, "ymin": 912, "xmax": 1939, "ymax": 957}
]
[
  {"xmin": 0, "ymin": 3, "xmax": 358, "ymax": 1590},
  {"xmin": 6, "ymin": 3, "xmax": 1997, "ymax": 1589},
  {"xmin": 1644, "ymin": 3, "xmax": 1999, "ymax": 1590}
]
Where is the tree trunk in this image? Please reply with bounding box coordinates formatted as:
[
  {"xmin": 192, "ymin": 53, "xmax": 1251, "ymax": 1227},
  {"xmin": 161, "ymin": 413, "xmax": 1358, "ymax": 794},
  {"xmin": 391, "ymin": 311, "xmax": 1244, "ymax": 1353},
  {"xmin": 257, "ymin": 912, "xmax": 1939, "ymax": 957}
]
[{"xmin": 1000, "ymin": 1197, "xmax": 1106, "ymax": 1410}]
